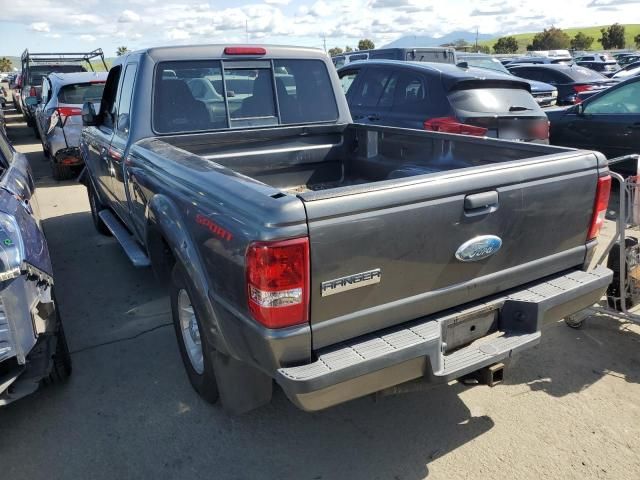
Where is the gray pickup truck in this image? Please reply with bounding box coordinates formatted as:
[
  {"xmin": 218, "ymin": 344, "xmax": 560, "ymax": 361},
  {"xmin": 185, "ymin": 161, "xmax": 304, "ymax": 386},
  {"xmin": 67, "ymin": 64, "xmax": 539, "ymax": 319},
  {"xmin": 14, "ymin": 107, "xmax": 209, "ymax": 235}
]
[{"xmin": 79, "ymin": 45, "xmax": 612, "ymax": 413}]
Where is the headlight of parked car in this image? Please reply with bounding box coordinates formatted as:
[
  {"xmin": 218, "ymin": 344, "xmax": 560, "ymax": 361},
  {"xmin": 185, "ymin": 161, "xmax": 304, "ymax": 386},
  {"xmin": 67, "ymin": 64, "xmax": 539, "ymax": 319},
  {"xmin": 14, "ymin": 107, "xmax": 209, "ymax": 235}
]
[{"xmin": 0, "ymin": 212, "xmax": 25, "ymax": 281}]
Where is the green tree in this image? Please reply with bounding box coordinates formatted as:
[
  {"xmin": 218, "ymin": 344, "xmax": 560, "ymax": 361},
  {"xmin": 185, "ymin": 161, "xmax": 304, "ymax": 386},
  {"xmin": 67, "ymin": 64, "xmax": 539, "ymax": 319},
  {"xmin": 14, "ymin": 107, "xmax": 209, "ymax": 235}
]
[
  {"xmin": 116, "ymin": 46, "xmax": 130, "ymax": 56},
  {"xmin": 345, "ymin": 46, "xmax": 353, "ymax": 53},
  {"xmin": 0, "ymin": 57, "xmax": 12, "ymax": 72},
  {"xmin": 454, "ymin": 39, "xmax": 469, "ymax": 49},
  {"xmin": 600, "ymin": 23, "xmax": 625, "ymax": 49},
  {"xmin": 635, "ymin": 33, "xmax": 640, "ymax": 48},
  {"xmin": 570, "ymin": 32, "xmax": 594, "ymax": 51},
  {"xmin": 493, "ymin": 36, "xmax": 519, "ymax": 54},
  {"xmin": 477, "ymin": 45, "xmax": 491, "ymax": 54},
  {"xmin": 527, "ymin": 27, "xmax": 570, "ymax": 51},
  {"xmin": 358, "ymin": 39, "xmax": 375, "ymax": 51},
  {"xmin": 328, "ymin": 47, "xmax": 343, "ymax": 57}
]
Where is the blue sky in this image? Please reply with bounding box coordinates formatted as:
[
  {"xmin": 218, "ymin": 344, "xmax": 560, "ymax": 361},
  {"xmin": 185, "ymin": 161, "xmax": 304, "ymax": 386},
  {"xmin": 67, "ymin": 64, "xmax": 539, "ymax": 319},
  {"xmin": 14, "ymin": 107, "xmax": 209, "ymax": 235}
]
[{"xmin": 1, "ymin": 0, "xmax": 639, "ymax": 58}]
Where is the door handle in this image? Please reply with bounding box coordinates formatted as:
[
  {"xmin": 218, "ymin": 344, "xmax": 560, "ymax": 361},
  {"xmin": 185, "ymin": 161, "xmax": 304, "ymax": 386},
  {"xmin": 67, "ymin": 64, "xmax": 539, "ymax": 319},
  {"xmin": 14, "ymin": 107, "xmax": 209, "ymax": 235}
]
[
  {"xmin": 464, "ymin": 191, "xmax": 499, "ymax": 216},
  {"xmin": 628, "ymin": 123, "xmax": 640, "ymax": 130},
  {"xmin": 367, "ymin": 114, "xmax": 380, "ymax": 121}
]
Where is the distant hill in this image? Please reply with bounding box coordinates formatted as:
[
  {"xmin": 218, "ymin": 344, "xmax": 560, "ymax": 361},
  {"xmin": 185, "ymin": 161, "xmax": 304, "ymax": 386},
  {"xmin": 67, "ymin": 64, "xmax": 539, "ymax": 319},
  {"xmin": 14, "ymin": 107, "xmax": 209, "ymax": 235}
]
[
  {"xmin": 480, "ymin": 24, "xmax": 640, "ymax": 52},
  {"xmin": 384, "ymin": 31, "xmax": 494, "ymax": 48}
]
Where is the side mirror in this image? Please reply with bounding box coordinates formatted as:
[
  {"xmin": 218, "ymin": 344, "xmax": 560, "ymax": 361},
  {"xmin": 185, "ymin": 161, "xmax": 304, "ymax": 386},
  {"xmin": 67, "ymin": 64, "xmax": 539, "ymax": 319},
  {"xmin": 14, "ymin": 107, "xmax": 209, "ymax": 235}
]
[
  {"xmin": 25, "ymin": 96, "xmax": 38, "ymax": 107},
  {"xmin": 82, "ymin": 102, "xmax": 99, "ymax": 127}
]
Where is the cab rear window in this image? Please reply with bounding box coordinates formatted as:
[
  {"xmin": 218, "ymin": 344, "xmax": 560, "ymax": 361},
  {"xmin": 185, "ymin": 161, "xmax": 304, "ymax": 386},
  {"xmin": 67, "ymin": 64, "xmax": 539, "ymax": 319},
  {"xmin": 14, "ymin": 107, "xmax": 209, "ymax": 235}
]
[
  {"xmin": 153, "ymin": 59, "xmax": 339, "ymax": 134},
  {"xmin": 58, "ymin": 82, "xmax": 106, "ymax": 104}
]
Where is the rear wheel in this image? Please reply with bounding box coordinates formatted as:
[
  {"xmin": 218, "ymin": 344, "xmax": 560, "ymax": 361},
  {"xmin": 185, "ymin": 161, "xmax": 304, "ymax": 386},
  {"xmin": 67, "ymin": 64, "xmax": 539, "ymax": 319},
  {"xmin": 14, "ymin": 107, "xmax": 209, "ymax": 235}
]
[
  {"xmin": 88, "ymin": 183, "xmax": 112, "ymax": 236},
  {"xmin": 51, "ymin": 162, "xmax": 74, "ymax": 181},
  {"xmin": 170, "ymin": 263, "xmax": 219, "ymax": 404}
]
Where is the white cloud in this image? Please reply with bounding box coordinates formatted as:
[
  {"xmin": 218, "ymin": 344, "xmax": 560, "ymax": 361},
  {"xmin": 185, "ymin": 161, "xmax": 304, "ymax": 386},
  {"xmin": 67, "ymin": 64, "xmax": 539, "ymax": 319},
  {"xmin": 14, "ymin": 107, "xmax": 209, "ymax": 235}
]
[
  {"xmin": 30, "ymin": 21, "xmax": 50, "ymax": 32},
  {"xmin": 118, "ymin": 10, "xmax": 141, "ymax": 23},
  {"xmin": 2, "ymin": 0, "xmax": 639, "ymax": 53},
  {"xmin": 167, "ymin": 28, "xmax": 191, "ymax": 40}
]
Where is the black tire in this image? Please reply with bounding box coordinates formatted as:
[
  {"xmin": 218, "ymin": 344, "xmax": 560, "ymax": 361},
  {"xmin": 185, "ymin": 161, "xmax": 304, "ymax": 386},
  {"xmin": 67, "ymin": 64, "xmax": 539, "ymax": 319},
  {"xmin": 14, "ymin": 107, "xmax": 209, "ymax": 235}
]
[
  {"xmin": 43, "ymin": 312, "xmax": 72, "ymax": 385},
  {"xmin": 170, "ymin": 263, "xmax": 219, "ymax": 404},
  {"xmin": 51, "ymin": 162, "xmax": 74, "ymax": 181},
  {"xmin": 606, "ymin": 237, "xmax": 638, "ymax": 311},
  {"xmin": 88, "ymin": 182, "xmax": 112, "ymax": 236}
]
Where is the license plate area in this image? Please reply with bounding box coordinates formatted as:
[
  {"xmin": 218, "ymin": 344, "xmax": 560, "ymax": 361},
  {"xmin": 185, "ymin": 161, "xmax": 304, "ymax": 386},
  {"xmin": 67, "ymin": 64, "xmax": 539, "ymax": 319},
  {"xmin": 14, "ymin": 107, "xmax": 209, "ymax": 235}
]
[{"xmin": 443, "ymin": 309, "xmax": 499, "ymax": 353}]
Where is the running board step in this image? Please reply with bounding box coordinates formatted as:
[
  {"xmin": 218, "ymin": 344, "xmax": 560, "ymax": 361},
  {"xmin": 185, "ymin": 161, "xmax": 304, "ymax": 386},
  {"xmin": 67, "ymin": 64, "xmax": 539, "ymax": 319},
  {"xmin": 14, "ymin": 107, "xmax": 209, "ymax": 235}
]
[{"xmin": 98, "ymin": 210, "xmax": 151, "ymax": 267}]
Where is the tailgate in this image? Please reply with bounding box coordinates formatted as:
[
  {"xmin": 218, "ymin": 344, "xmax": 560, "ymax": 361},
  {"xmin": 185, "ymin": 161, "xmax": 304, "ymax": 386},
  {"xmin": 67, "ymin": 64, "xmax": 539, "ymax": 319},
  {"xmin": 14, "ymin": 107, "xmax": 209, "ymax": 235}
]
[{"xmin": 303, "ymin": 152, "xmax": 601, "ymax": 349}]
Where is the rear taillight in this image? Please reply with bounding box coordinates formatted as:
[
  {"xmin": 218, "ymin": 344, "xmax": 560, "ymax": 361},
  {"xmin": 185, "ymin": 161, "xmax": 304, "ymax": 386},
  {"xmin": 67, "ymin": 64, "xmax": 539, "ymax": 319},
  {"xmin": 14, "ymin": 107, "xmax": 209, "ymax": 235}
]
[
  {"xmin": 530, "ymin": 120, "xmax": 550, "ymax": 140},
  {"xmin": 424, "ymin": 117, "xmax": 488, "ymax": 136},
  {"xmin": 246, "ymin": 237, "xmax": 309, "ymax": 329},
  {"xmin": 587, "ymin": 175, "xmax": 612, "ymax": 240},
  {"xmin": 224, "ymin": 47, "xmax": 267, "ymax": 55},
  {"xmin": 29, "ymin": 86, "xmax": 36, "ymax": 97},
  {"xmin": 573, "ymin": 84, "xmax": 593, "ymax": 93},
  {"xmin": 57, "ymin": 106, "xmax": 82, "ymax": 122}
]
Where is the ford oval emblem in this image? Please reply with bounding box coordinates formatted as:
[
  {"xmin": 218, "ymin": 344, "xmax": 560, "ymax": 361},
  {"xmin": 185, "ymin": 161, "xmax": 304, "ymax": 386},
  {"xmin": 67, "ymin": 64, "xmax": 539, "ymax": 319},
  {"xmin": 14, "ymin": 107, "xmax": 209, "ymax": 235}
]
[{"xmin": 455, "ymin": 235, "xmax": 502, "ymax": 262}]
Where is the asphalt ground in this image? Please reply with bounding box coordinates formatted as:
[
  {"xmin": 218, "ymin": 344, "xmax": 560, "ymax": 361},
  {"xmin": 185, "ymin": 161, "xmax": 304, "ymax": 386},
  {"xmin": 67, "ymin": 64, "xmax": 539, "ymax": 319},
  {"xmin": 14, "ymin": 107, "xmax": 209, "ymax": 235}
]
[{"xmin": 0, "ymin": 88, "xmax": 639, "ymax": 480}]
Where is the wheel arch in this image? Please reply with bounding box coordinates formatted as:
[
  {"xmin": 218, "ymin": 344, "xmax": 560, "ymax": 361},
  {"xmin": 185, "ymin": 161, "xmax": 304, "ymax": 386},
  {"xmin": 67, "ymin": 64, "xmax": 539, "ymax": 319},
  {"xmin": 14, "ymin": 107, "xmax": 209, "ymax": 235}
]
[{"xmin": 145, "ymin": 193, "xmax": 230, "ymax": 355}]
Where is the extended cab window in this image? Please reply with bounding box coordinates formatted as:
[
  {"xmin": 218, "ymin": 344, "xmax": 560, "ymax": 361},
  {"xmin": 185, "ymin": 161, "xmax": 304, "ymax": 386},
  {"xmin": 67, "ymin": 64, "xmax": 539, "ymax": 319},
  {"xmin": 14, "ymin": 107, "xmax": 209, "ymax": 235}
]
[
  {"xmin": 99, "ymin": 66, "xmax": 122, "ymax": 130},
  {"xmin": 153, "ymin": 59, "xmax": 338, "ymax": 134},
  {"xmin": 116, "ymin": 64, "xmax": 137, "ymax": 135}
]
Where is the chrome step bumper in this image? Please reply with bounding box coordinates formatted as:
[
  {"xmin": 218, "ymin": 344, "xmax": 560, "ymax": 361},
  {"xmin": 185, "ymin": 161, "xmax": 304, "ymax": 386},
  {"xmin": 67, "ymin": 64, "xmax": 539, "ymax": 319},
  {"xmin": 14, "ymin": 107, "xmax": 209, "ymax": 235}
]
[{"xmin": 276, "ymin": 266, "xmax": 612, "ymax": 411}]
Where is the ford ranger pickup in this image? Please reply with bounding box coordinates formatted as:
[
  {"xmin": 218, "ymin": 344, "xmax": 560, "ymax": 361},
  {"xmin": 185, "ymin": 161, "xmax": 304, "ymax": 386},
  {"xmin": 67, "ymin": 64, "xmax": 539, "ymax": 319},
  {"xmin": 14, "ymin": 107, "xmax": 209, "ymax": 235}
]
[{"xmin": 79, "ymin": 44, "xmax": 612, "ymax": 413}]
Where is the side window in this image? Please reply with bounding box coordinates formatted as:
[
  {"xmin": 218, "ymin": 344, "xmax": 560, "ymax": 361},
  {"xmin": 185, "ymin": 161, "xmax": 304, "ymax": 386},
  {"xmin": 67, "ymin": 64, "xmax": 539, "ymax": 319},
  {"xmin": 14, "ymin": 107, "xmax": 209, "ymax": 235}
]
[
  {"xmin": 100, "ymin": 66, "xmax": 122, "ymax": 130},
  {"xmin": 584, "ymin": 82, "xmax": 640, "ymax": 114},
  {"xmin": 115, "ymin": 64, "xmax": 138, "ymax": 136},
  {"xmin": 351, "ymin": 68, "xmax": 393, "ymax": 108},
  {"xmin": 339, "ymin": 70, "xmax": 360, "ymax": 95},
  {"xmin": 392, "ymin": 73, "xmax": 428, "ymax": 112}
]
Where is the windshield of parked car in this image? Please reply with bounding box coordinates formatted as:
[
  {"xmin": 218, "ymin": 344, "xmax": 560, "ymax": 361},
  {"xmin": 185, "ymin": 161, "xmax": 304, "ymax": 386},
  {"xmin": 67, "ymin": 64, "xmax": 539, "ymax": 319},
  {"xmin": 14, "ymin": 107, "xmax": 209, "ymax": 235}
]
[
  {"xmin": 28, "ymin": 65, "xmax": 88, "ymax": 85},
  {"xmin": 58, "ymin": 82, "xmax": 106, "ymax": 104},
  {"xmin": 153, "ymin": 59, "xmax": 339, "ymax": 134},
  {"xmin": 565, "ymin": 66, "xmax": 608, "ymax": 82},
  {"xmin": 458, "ymin": 57, "xmax": 511, "ymax": 74},
  {"xmin": 448, "ymin": 87, "xmax": 540, "ymax": 114}
]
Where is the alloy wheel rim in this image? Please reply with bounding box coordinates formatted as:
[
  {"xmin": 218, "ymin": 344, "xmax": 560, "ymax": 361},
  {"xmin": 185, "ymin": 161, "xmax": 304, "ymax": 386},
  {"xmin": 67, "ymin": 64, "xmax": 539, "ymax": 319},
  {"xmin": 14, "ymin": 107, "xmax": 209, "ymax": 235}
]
[{"xmin": 177, "ymin": 289, "xmax": 204, "ymax": 374}]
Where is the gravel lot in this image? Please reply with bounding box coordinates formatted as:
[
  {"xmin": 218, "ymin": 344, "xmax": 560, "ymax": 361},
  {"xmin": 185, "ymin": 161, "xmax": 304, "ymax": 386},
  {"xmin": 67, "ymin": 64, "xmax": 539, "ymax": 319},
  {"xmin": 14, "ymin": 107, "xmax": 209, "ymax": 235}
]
[{"xmin": 0, "ymin": 93, "xmax": 639, "ymax": 480}]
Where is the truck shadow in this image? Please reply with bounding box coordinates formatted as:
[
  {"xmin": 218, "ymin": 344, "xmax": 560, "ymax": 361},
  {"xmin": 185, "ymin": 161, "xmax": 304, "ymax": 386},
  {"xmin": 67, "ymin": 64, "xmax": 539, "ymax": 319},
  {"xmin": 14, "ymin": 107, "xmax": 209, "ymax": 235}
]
[{"xmin": 504, "ymin": 316, "xmax": 640, "ymax": 397}]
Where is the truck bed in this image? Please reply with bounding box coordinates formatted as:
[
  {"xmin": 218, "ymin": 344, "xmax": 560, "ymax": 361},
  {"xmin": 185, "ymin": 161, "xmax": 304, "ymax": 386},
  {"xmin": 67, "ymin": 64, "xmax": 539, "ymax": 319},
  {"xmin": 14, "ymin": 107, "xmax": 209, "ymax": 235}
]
[
  {"xmin": 163, "ymin": 124, "xmax": 566, "ymax": 199},
  {"xmin": 159, "ymin": 123, "xmax": 604, "ymax": 349}
]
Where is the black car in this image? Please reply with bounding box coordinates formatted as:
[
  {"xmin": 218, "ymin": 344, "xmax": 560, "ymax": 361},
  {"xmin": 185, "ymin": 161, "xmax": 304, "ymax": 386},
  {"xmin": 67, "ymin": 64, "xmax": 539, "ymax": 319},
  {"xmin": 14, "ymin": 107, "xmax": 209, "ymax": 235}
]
[
  {"xmin": 547, "ymin": 75, "xmax": 640, "ymax": 159},
  {"xmin": 507, "ymin": 64, "xmax": 615, "ymax": 105},
  {"xmin": 574, "ymin": 54, "xmax": 620, "ymax": 77},
  {"xmin": 338, "ymin": 60, "xmax": 550, "ymax": 142},
  {"xmin": 618, "ymin": 54, "xmax": 640, "ymax": 67},
  {"xmin": 506, "ymin": 56, "xmax": 573, "ymax": 65}
]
